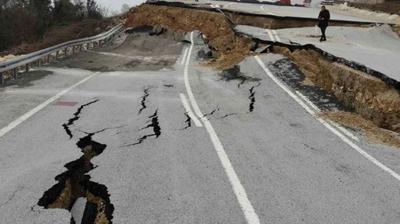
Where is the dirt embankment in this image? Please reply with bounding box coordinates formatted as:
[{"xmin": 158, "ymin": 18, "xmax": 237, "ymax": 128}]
[
  {"xmin": 273, "ymin": 46, "xmax": 400, "ymax": 133},
  {"xmin": 125, "ymin": 4, "xmax": 252, "ymax": 69},
  {"xmin": 348, "ymin": 1, "xmax": 400, "ymax": 15}
]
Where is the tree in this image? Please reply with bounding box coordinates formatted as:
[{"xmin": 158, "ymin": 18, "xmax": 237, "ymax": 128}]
[
  {"xmin": 86, "ymin": 0, "xmax": 102, "ymax": 19},
  {"xmin": 53, "ymin": 0, "xmax": 76, "ymax": 22},
  {"xmin": 30, "ymin": 0, "xmax": 52, "ymax": 34},
  {"xmin": 121, "ymin": 3, "xmax": 130, "ymax": 14}
]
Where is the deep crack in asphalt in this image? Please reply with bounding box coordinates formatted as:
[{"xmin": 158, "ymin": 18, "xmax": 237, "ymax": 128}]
[
  {"xmin": 182, "ymin": 112, "xmax": 192, "ymax": 130},
  {"xmin": 248, "ymin": 83, "xmax": 261, "ymax": 112},
  {"xmin": 38, "ymin": 133, "xmax": 114, "ymax": 224},
  {"xmin": 203, "ymin": 107, "xmax": 220, "ymax": 118},
  {"xmin": 124, "ymin": 109, "xmax": 161, "ymax": 147},
  {"xmin": 138, "ymin": 87, "xmax": 151, "ymax": 114},
  {"xmin": 62, "ymin": 99, "xmax": 99, "ymax": 139}
]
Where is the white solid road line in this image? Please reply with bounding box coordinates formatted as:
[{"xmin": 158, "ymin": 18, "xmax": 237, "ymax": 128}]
[
  {"xmin": 180, "ymin": 47, "xmax": 189, "ymax": 65},
  {"xmin": 295, "ymin": 90, "xmax": 359, "ymax": 142},
  {"xmin": 255, "ymin": 55, "xmax": 400, "ymax": 182},
  {"xmin": 0, "ymin": 72, "xmax": 97, "ymax": 139},
  {"xmin": 185, "ymin": 32, "xmax": 261, "ymax": 224},
  {"xmin": 266, "ymin": 29, "xmax": 276, "ymax": 42},
  {"xmin": 179, "ymin": 93, "xmax": 203, "ymax": 127},
  {"xmin": 272, "ymin": 30, "xmax": 281, "ymax": 42}
]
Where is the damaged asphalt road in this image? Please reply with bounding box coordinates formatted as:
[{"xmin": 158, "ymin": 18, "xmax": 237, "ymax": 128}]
[{"xmin": 2, "ymin": 27, "xmax": 400, "ymax": 224}]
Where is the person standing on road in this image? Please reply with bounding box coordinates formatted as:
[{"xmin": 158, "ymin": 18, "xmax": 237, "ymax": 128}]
[{"xmin": 318, "ymin": 6, "xmax": 330, "ymax": 42}]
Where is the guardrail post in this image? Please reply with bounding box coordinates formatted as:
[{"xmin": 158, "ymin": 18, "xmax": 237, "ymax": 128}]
[
  {"xmin": 25, "ymin": 64, "xmax": 29, "ymax": 72},
  {"xmin": 0, "ymin": 73, "xmax": 4, "ymax": 85},
  {"xmin": 64, "ymin": 47, "xmax": 68, "ymax": 56},
  {"xmin": 47, "ymin": 55, "xmax": 50, "ymax": 64},
  {"xmin": 13, "ymin": 68, "xmax": 17, "ymax": 79}
]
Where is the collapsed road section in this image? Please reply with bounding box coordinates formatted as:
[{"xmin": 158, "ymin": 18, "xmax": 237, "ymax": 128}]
[
  {"xmin": 38, "ymin": 134, "xmax": 114, "ymax": 224},
  {"xmin": 124, "ymin": 2, "xmax": 400, "ymax": 144}
]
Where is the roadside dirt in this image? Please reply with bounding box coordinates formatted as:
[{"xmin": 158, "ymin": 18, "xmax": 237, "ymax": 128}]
[
  {"xmin": 348, "ymin": 1, "xmax": 400, "ymax": 15},
  {"xmin": 321, "ymin": 111, "xmax": 400, "ymax": 148},
  {"xmin": 125, "ymin": 4, "xmax": 252, "ymax": 69},
  {"xmin": 272, "ymin": 46, "xmax": 400, "ymax": 134}
]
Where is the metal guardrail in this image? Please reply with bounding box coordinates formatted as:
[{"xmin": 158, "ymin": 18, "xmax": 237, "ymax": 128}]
[{"xmin": 0, "ymin": 23, "xmax": 124, "ymax": 85}]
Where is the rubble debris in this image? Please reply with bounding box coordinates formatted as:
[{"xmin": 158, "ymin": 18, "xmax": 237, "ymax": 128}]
[{"xmin": 38, "ymin": 134, "xmax": 114, "ymax": 224}]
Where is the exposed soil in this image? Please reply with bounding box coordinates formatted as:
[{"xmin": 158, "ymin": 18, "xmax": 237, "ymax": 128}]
[
  {"xmin": 38, "ymin": 134, "xmax": 114, "ymax": 224},
  {"xmin": 322, "ymin": 111, "xmax": 400, "ymax": 148},
  {"xmin": 348, "ymin": 1, "xmax": 400, "ymax": 15},
  {"xmin": 125, "ymin": 4, "xmax": 252, "ymax": 69},
  {"xmin": 272, "ymin": 46, "xmax": 400, "ymax": 133}
]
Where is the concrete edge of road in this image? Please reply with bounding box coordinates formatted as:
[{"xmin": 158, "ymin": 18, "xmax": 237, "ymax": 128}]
[
  {"xmin": 254, "ymin": 55, "xmax": 400, "ymax": 184},
  {"xmin": 240, "ymin": 28, "xmax": 400, "ymax": 91}
]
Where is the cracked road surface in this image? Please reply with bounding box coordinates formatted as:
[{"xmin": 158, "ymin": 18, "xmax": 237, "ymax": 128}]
[{"xmin": 2, "ymin": 30, "xmax": 400, "ymax": 224}]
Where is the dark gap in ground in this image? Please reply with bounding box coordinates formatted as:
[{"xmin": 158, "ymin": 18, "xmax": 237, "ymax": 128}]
[
  {"xmin": 138, "ymin": 87, "xmax": 151, "ymax": 114},
  {"xmin": 203, "ymin": 107, "xmax": 220, "ymax": 118},
  {"xmin": 123, "ymin": 109, "xmax": 161, "ymax": 147},
  {"xmin": 181, "ymin": 112, "xmax": 191, "ymax": 130},
  {"xmin": 163, "ymin": 84, "xmax": 174, "ymax": 88},
  {"xmin": 219, "ymin": 65, "xmax": 261, "ymax": 88},
  {"xmin": 63, "ymin": 99, "xmax": 99, "ymax": 139},
  {"xmin": 249, "ymin": 86, "xmax": 256, "ymax": 112},
  {"xmin": 38, "ymin": 133, "xmax": 114, "ymax": 224},
  {"xmin": 217, "ymin": 113, "xmax": 238, "ymax": 119}
]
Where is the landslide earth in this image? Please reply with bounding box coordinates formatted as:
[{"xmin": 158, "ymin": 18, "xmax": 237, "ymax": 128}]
[{"xmin": 124, "ymin": 4, "xmax": 252, "ymax": 69}]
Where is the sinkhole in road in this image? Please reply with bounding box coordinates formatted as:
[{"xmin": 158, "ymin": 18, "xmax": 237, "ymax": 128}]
[{"xmin": 38, "ymin": 134, "xmax": 114, "ymax": 224}]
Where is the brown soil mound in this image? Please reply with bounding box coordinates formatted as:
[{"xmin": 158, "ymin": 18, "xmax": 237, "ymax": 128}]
[
  {"xmin": 348, "ymin": 1, "xmax": 400, "ymax": 15},
  {"xmin": 273, "ymin": 46, "xmax": 400, "ymax": 133},
  {"xmin": 125, "ymin": 4, "xmax": 252, "ymax": 69},
  {"xmin": 322, "ymin": 111, "xmax": 400, "ymax": 148}
]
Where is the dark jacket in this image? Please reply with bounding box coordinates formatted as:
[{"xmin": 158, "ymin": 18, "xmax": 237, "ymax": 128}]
[{"xmin": 318, "ymin": 9, "xmax": 330, "ymax": 27}]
